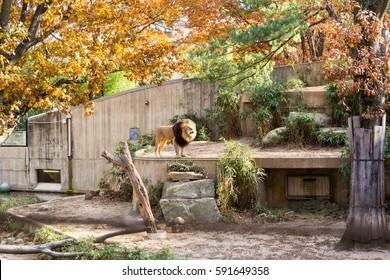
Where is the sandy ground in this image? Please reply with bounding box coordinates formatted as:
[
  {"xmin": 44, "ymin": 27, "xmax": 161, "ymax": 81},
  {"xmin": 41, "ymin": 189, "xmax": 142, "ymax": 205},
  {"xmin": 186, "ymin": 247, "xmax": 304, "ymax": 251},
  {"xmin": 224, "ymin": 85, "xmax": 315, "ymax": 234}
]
[{"xmin": 2, "ymin": 195, "xmax": 390, "ymax": 260}]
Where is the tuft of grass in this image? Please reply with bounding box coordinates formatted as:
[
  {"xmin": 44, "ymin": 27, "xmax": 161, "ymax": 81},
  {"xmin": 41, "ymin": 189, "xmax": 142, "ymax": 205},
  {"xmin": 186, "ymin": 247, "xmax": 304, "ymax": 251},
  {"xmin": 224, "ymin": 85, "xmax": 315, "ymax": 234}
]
[
  {"xmin": 293, "ymin": 199, "xmax": 346, "ymax": 217},
  {"xmin": 0, "ymin": 194, "xmax": 41, "ymax": 214},
  {"xmin": 253, "ymin": 204, "xmax": 290, "ymax": 222},
  {"xmin": 34, "ymin": 226, "xmax": 67, "ymax": 244}
]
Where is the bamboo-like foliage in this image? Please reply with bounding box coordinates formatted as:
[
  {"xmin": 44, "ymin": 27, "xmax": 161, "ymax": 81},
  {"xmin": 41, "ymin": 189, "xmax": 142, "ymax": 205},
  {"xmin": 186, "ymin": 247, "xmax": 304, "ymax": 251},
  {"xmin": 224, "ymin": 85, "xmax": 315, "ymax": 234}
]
[{"xmin": 217, "ymin": 140, "xmax": 266, "ymax": 216}]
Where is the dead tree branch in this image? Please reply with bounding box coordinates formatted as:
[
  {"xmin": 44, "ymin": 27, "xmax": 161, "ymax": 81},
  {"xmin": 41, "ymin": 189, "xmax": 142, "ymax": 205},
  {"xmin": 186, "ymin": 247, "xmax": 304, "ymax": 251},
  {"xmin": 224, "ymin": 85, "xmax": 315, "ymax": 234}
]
[
  {"xmin": 101, "ymin": 141, "xmax": 157, "ymax": 233},
  {"xmin": 0, "ymin": 238, "xmax": 84, "ymax": 258}
]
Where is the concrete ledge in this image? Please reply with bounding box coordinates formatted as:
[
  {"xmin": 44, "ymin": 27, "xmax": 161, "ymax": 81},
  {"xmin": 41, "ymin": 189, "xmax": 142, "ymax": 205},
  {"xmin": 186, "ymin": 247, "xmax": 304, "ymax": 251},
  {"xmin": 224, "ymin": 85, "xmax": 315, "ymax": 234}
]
[{"xmin": 135, "ymin": 141, "xmax": 343, "ymax": 184}]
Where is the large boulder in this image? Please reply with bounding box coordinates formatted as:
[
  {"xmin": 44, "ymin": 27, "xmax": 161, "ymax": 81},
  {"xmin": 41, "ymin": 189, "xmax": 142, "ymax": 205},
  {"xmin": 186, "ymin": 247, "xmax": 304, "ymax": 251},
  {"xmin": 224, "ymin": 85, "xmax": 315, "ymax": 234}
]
[
  {"xmin": 162, "ymin": 179, "xmax": 214, "ymax": 199},
  {"xmin": 159, "ymin": 178, "xmax": 221, "ymax": 223},
  {"xmin": 160, "ymin": 198, "xmax": 220, "ymax": 222},
  {"xmin": 262, "ymin": 127, "xmax": 286, "ymax": 146}
]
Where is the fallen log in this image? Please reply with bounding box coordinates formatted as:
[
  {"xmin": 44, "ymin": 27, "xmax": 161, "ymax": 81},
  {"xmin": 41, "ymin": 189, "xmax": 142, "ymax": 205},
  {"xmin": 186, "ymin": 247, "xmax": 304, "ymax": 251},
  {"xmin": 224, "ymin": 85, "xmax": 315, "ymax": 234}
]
[{"xmin": 0, "ymin": 238, "xmax": 84, "ymax": 258}]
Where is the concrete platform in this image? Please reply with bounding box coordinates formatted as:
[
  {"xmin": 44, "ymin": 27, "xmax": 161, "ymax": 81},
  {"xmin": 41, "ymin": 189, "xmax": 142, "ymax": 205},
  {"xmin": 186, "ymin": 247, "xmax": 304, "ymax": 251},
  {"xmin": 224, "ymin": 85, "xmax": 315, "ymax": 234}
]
[{"xmin": 134, "ymin": 140, "xmax": 343, "ymax": 185}]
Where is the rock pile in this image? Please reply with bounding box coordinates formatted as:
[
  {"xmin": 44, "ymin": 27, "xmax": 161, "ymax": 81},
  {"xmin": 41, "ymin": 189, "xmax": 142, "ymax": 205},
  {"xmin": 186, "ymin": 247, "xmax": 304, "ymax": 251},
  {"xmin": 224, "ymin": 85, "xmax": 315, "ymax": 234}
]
[{"xmin": 159, "ymin": 172, "xmax": 220, "ymax": 224}]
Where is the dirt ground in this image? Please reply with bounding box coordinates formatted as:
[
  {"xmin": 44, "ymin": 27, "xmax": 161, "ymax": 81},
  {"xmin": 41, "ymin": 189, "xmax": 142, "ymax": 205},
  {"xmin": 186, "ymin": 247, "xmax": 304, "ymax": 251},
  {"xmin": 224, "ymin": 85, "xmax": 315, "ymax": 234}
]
[{"xmin": 2, "ymin": 195, "xmax": 390, "ymax": 260}]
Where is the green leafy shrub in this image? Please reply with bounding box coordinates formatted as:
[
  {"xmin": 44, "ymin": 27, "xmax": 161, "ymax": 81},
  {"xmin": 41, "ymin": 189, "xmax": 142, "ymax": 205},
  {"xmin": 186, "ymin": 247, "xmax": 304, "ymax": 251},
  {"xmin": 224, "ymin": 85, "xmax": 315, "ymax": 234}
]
[
  {"xmin": 317, "ymin": 129, "xmax": 348, "ymax": 147},
  {"xmin": 245, "ymin": 82, "xmax": 289, "ymax": 139},
  {"xmin": 52, "ymin": 238, "xmax": 177, "ymax": 260},
  {"xmin": 166, "ymin": 161, "xmax": 206, "ymax": 177},
  {"xmin": 285, "ymin": 78, "xmax": 305, "ymax": 90},
  {"xmin": 325, "ymin": 83, "xmax": 360, "ymax": 127},
  {"xmin": 214, "ymin": 89, "xmax": 242, "ymax": 138},
  {"xmin": 253, "ymin": 204, "xmax": 290, "ymax": 222},
  {"xmin": 293, "ymin": 199, "xmax": 347, "ymax": 217},
  {"xmin": 282, "ymin": 113, "xmax": 320, "ymax": 146},
  {"xmin": 34, "ymin": 226, "xmax": 67, "ymax": 244},
  {"xmin": 0, "ymin": 194, "xmax": 41, "ymax": 214},
  {"xmin": 217, "ymin": 140, "xmax": 266, "ymax": 216}
]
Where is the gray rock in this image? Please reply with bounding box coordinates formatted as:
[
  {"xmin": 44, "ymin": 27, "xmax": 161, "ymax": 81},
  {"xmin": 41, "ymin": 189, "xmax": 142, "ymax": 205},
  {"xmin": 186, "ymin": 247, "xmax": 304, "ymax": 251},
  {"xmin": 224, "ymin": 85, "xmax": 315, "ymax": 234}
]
[
  {"xmin": 85, "ymin": 190, "xmax": 100, "ymax": 200},
  {"xmin": 16, "ymin": 232, "xmax": 26, "ymax": 239},
  {"xmin": 6, "ymin": 237, "xmax": 15, "ymax": 245},
  {"xmin": 15, "ymin": 239, "xmax": 24, "ymax": 245},
  {"xmin": 162, "ymin": 179, "xmax": 215, "ymax": 199},
  {"xmin": 160, "ymin": 198, "xmax": 221, "ymax": 223},
  {"xmin": 172, "ymin": 224, "xmax": 185, "ymax": 233},
  {"xmin": 174, "ymin": 216, "xmax": 185, "ymax": 225},
  {"xmin": 289, "ymin": 112, "xmax": 331, "ymax": 127},
  {"xmin": 262, "ymin": 127, "xmax": 286, "ymax": 146},
  {"xmin": 168, "ymin": 171, "xmax": 204, "ymax": 182},
  {"xmin": 37, "ymin": 205, "xmax": 49, "ymax": 212}
]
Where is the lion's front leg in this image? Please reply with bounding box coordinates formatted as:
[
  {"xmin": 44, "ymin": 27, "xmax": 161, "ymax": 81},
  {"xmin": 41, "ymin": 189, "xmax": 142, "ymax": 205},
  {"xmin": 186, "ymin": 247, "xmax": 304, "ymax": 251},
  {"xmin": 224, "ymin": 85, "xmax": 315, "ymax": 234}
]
[
  {"xmin": 173, "ymin": 141, "xmax": 181, "ymax": 158},
  {"xmin": 181, "ymin": 145, "xmax": 190, "ymax": 157}
]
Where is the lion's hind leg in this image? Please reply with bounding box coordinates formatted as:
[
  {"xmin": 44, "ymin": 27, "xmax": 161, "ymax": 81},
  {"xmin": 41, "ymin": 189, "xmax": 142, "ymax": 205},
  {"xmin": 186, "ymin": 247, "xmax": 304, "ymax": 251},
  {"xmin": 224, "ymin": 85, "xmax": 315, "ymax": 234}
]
[{"xmin": 157, "ymin": 138, "xmax": 168, "ymax": 157}]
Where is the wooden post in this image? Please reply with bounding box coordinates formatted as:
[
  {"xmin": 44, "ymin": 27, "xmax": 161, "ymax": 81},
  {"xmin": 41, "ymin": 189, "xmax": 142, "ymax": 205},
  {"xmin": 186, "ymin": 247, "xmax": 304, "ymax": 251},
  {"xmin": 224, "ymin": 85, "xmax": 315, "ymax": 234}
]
[
  {"xmin": 338, "ymin": 115, "xmax": 390, "ymax": 249},
  {"xmin": 101, "ymin": 141, "xmax": 157, "ymax": 233}
]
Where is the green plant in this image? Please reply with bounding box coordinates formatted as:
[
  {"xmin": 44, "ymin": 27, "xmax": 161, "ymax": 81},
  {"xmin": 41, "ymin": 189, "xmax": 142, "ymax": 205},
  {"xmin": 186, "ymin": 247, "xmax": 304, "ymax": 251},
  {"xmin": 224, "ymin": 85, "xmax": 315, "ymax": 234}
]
[
  {"xmin": 34, "ymin": 226, "xmax": 67, "ymax": 244},
  {"xmin": 253, "ymin": 204, "xmax": 290, "ymax": 222},
  {"xmin": 1, "ymin": 217, "xmax": 27, "ymax": 232},
  {"xmin": 0, "ymin": 198, "xmax": 18, "ymax": 214},
  {"xmin": 282, "ymin": 112, "xmax": 320, "ymax": 146},
  {"xmin": 166, "ymin": 161, "xmax": 206, "ymax": 177},
  {"xmin": 103, "ymin": 71, "xmax": 138, "ymax": 96},
  {"xmin": 146, "ymin": 180, "xmax": 164, "ymax": 213},
  {"xmin": 293, "ymin": 199, "xmax": 347, "ymax": 217},
  {"xmin": 0, "ymin": 194, "xmax": 41, "ymax": 214},
  {"xmin": 217, "ymin": 140, "xmax": 266, "ymax": 216},
  {"xmin": 127, "ymin": 246, "xmax": 177, "ymax": 260},
  {"xmin": 317, "ymin": 129, "xmax": 348, "ymax": 147},
  {"xmin": 285, "ymin": 78, "xmax": 305, "ymax": 90},
  {"xmin": 214, "ymin": 89, "xmax": 242, "ymax": 138},
  {"xmin": 245, "ymin": 82, "xmax": 289, "ymax": 139},
  {"xmin": 325, "ymin": 83, "xmax": 360, "ymax": 127}
]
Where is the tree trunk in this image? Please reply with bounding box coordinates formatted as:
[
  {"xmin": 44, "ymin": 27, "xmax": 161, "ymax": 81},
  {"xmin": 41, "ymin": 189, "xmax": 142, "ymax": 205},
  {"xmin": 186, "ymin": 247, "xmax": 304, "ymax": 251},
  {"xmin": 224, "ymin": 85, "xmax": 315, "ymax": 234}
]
[
  {"xmin": 101, "ymin": 141, "xmax": 157, "ymax": 233},
  {"xmin": 337, "ymin": 116, "xmax": 390, "ymax": 249}
]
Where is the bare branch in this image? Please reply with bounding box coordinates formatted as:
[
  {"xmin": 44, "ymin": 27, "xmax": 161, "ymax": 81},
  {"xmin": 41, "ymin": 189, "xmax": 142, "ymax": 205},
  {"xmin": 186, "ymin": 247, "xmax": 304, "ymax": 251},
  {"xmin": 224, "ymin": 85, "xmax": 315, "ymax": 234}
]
[
  {"xmin": 19, "ymin": 1, "xmax": 28, "ymax": 24},
  {"xmin": 0, "ymin": 238, "xmax": 84, "ymax": 258},
  {"xmin": 95, "ymin": 227, "xmax": 149, "ymax": 243}
]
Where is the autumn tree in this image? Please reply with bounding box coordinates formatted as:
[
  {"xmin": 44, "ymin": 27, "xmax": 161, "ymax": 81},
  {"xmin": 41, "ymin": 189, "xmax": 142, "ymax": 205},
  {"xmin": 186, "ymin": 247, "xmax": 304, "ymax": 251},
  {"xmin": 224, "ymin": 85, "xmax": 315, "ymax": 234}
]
[
  {"xmin": 325, "ymin": 0, "xmax": 390, "ymax": 249},
  {"xmin": 0, "ymin": 0, "xmax": 186, "ymax": 134}
]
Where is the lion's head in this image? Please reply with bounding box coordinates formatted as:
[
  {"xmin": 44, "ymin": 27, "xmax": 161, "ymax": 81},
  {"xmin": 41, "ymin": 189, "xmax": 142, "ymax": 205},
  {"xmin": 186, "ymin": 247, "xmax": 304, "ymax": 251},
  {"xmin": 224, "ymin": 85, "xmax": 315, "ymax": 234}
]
[
  {"xmin": 180, "ymin": 119, "xmax": 197, "ymax": 143},
  {"xmin": 173, "ymin": 119, "xmax": 197, "ymax": 147}
]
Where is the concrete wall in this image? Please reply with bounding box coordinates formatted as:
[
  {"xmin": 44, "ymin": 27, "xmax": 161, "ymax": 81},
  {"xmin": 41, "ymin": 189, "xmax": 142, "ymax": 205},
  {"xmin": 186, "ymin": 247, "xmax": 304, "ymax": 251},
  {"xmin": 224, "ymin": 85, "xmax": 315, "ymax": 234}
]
[
  {"xmin": 27, "ymin": 111, "xmax": 70, "ymax": 190},
  {"xmin": 0, "ymin": 79, "xmax": 217, "ymax": 192},
  {"xmin": 70, "ymin": 79, "xmax": 217, "ymax": 191},
  {"xmin": 264, "ymin": 169, "xmax": 349, "ymax": 208},
  {"xmin": 0, "ymin": 147, "xmax": 28, "ymax": 188},
  {"xmin": 271, "ymin": 61, "xmax": 325, "ymax": 87}
]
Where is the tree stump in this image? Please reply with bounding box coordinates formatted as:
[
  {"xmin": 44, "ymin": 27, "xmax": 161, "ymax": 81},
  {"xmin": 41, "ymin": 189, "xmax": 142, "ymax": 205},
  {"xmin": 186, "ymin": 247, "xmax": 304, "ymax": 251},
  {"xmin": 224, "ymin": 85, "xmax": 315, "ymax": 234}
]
[
  {"xmin": 101, "ymin": 141, "xmax": 157, "ymax": 233},
  {"xmin": 338, "ymin": 116, "xmax": 390, "ymax": 249}
]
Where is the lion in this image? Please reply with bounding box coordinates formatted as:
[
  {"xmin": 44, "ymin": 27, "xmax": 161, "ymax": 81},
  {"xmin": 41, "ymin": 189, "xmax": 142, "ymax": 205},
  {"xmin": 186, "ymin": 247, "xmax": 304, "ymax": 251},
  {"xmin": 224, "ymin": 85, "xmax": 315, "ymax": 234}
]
[{"xmin": 154, "ymin": 119, "xmax": 197, "ymax": 157}]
